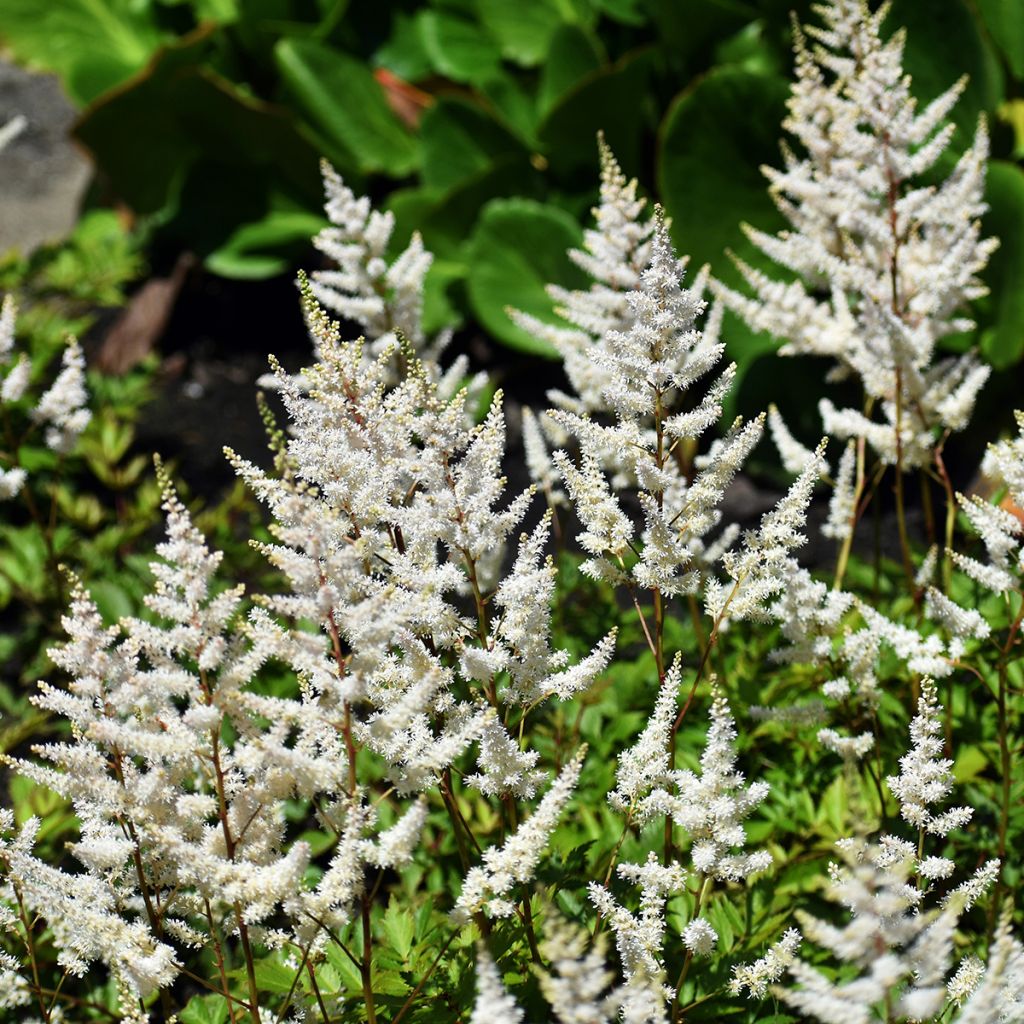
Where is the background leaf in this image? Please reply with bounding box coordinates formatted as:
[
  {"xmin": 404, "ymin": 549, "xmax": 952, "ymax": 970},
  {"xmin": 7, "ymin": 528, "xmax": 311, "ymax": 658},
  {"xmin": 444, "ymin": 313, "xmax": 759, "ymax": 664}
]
[{"xmin": 466, "ymin": 198, "xmax": 587, "ymax": 356}]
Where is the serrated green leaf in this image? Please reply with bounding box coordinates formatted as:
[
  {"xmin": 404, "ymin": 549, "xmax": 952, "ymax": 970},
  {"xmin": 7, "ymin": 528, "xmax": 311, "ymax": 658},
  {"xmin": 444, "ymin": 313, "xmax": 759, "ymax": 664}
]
[
  {"xmin": 180, "ymin": 994, "xmax": 230, "ymax": 1024},
  {"xmin": 383, "ymin": 896, "xmax": 415, "ymax": 961}
]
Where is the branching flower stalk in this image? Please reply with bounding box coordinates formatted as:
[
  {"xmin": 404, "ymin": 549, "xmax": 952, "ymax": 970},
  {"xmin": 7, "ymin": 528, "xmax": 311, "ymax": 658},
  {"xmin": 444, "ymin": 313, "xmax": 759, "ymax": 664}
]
[{"xmin": 715, "ymin": 0, "xmax": 997, "ymax": 585}]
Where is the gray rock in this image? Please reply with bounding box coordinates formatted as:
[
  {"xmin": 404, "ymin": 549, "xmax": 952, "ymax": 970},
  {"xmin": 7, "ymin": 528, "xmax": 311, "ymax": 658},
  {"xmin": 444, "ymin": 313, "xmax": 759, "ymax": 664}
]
[{"xmin": 0, "ymin": 60, "xmax": 91, "ymax": 254}]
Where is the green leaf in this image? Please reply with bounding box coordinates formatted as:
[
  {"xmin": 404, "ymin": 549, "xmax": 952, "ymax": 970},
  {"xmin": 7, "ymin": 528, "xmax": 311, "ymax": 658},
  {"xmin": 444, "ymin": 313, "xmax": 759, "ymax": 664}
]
[
  {"xmin": 419, "ymin": 10, "xmax": 502, "ymax": 84},
  {"xmin": 75, "ymin": 34, "xmax": 323, "ymax": 246},
  {"xmin": 251, "ymin": 952, "xmax": 300, "ymax": 994},
  {"xmin": 205, "ymin": 206, "xmax": 326, "ymax": 279},
  {"xmin": 0, "ymin": 0, "xmax": 168, "ymax": 105},
  {"xmin": 275, "ymin": 38, "xmax": 419, "ymax": 177},
  {"xmin": 975, "ymin": 0, "xmax": 1024, "ymax": 78},
  {"xmin": 423, "ymin": 258, "xmax": 467, "ymax": 334},
  {"xmin": 538, "ymin": 24, "xmax": 604, "ymax": 118},
  {"xmin": 383, "ymin": 895, "xmax": 415, "ymax": 960},
  {"xmin": 88, "ymin": 580, "xmax": 135, "ymax": 623},
  {"xmin": 418, "ymin": 97, "xmax": 524, "ymax": 192},
  {"xmin": 466, "ymin": 198, "xmax": 587, "ymax": 356},
  {"xmin": 374, "ymin": 11, "xmax": 433, "ymax": 81},
  {"xmin": 538, "ymin": 49, "xmax": 655, "ymax": 179},
  {"xmin": 981, "ymin": 161, "xmax": 1024, "ymax": 369},
  {"xmin": 475, "ymin": 0, "xmax": 572, "ymax": 66},
  {"xmin": 953, "ymin": 744, "xmax": 989, "ymax": 784},
  {"xmin": 180, "ymin": 994, "xmax": 230, "ymax": 1024}
]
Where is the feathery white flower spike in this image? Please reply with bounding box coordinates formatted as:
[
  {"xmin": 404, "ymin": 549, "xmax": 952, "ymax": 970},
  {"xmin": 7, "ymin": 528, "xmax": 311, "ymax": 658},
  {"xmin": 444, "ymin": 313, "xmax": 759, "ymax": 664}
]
[
  {"xmin": 773, "ymin": 839, "xmax": 1011, "ymax": 1024},
  {"xmin": 453, "ymin": 747, "xmax": 586, "ymax": 923},
  {"xmin": 470, "ymin": 949, "xmax": 524, "ymax": 1024},
  {"xmin": 730, "ymin": 928, "xmax": 801, "ymax": 998},
  {"xmin": 713, "ymin": 0, "xmax": 996, "ymax": 470},
  {"xmin": 32, "ymin": 337, "xmax": 90, "ymax": 453}
]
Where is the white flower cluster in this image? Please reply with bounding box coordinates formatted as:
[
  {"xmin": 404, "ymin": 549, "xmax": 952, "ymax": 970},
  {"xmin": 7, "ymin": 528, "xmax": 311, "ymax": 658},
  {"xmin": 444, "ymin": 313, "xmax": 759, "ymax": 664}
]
[
  {"xmin": 590, "ymin": 681, "xmax": 770, "ymax": 996},
  {"xmin": 538, "ymin": 207, "xmax": 760, "ymax": 601},
  {"xmin": 308, "ymin": 162, "xmax": 482, "ymax": 402},
  {"xmin": 714, "ymin": 0, "xmax": 996, "ymax": 469},
  {"xmin": 886, "ymin": 678, "xmax": 972, "ymax": 847},
  {"xmin": 511, "ymin": 135, "xmax": 657, "ymax": 416},
  {"xmin": 769, "ymin": 838, "xmax": 1022, "ymax": 1023},
  {"xmin": 0, "ymin": 295, "xmax": 92, "ymax": 499},
  {"xmin": 471, "ymin": 920, "xmax": 668, "ymax": 1024}
]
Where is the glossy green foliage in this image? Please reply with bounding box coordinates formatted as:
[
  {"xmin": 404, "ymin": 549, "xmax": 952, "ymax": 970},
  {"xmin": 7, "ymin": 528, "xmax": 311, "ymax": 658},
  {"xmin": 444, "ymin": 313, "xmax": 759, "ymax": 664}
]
[{"xmin": 1, "ymin": 0, "xmax": 1020, "ymax": 381}]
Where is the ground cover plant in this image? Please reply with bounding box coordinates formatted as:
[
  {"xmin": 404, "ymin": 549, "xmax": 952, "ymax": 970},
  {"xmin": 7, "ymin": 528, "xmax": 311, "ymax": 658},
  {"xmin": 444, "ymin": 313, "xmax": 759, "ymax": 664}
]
[{"xmin": 1, "ymin": 2, "xmax": 1024, "ymax": 1022}]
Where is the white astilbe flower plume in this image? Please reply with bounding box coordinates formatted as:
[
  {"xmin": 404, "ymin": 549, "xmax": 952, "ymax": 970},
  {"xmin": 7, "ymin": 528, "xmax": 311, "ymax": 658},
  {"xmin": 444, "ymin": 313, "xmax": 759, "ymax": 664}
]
[
  {"xmin": 298, "ymin": 161, "xmax": 482, "ymax": 406},
  {"xmin": 659, "ymin": 685, "xmax": 772, "ymax": 881},
  {"xmin": 549, "ymin": 210, "xmax": 761, "ymax": 605},
  {"xmin": 731, "ymin": 928, "xmax": 801, "ymax": 998},
  {"xmin": 588, "ymin": 853, "xmax": 687, "ymax": 984},
  {"xmin": 609, "ymin": 654, "xmax": 681, "ymax": 821},
  {"xmin": 453, "ymin": 747, "xmax": 586, "ymax": 923},
  {"xmin": 515, "ymin": 146, "xmax": 744, "ymax": 614},
  {"xmin": 5, "ymin": 465, "xmax": 435, "ymax": 995},
  {"xmin": 886, "ymin": 678, "xmax": 972, "ymax": 841},
  {"xmin": 775, "ymin": 839, "xmax": 1017, "ymax": 1023},
  {"xmin": 537, "ymin": 919, "xmax": 668, "ymax": 1024},
  {"xmin": 510, "ymin": 134, "xmax": 657, "ymax": 416},
  {"xmin": 707, "ymin": 440, "xmax": 827, "ymax": 622},
  {"xmin": 984, "ymin": 411, "xmax": 1024, "ymax": 508},
  {"xmin": 233, "ymin": 286, "xmax": 612, "ymax": 800},
  {"xmin": 956, "ymin": 911, "xmax": 1024, "ymax": 1023},
  {"xmin": 712, "ymin": 0, "xmax": 996, "ymax": 469},
  {"xmin": 470, "ymin": 949, "xmax": 524, "ymax": 1024},
  {"xmin": 32, "ymin": 337, "xmax": 91, "ymax": 453},
  {"xmin": 822, "ymin": 440, "xmax": 857, "ymax": 541}
]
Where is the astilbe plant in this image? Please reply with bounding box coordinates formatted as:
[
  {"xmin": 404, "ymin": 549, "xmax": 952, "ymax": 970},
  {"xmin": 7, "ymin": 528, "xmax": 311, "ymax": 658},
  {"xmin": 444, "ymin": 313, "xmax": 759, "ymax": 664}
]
[
  {"xmin": 2, "ymin": 4, "xmax": 1024, "ymax": 1020},
  {"xmin": 712, "ymin": 0, "xmax": 995, "ymax": 584}
]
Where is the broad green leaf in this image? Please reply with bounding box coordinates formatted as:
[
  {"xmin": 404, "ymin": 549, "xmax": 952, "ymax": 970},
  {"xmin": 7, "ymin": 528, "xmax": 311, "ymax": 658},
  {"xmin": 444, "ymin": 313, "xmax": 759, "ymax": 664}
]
[
  {"xmin": 418, "ymin": 97, "xmax": 524, "ymax": 192},
  {"xmin": 417, "ymin": 154, "xmax": 546, "ymax": 260},
  {"xmin": 0, "ymin": 0, "xmax": 168, "ymax": 105},
  {"xmin": 538, "ymin": 24, "xmax": 604, "ymax": 118},
  {"xmin": 275, "ymin": 38, "xmax": 419, "ymax": 177},
  {"xmin": 538, "ymin": 49, "xmax": 655, "ymax": 179},
  {"xmin": 374, "ymin": 11, "xmax": 434, "ymax": 80},
  {"xmin": 476, "ymin": 0, "xmax": 576, "ymax": 66},
  {"xmin": 205, "ymin": 207, "xmax": 326, "ymax": 279},
  {"xmin": 75, "ymin": 34, "xmax": 323, "ymax": 244},
  {"xmin": 981, "ymin": 161, "xmax": 1024, "ymax": 369},
  {"xmin": 975, "ymin": 0, "xmax": 1024, "ymax": 78},
  {"xmin": 466, "ymin": 198, "xmax": 587, "ymax": 356},
  {"xmin": 419, "ymin": 10, "xmax": 502, "ymax": 84},
  {"xmin": 180, "ymin": 994, "xmax": 230, "ymax": 1024},
  {"xmin": 478, "ymin": 71, "xmax": 541, "ymax": 148}
]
